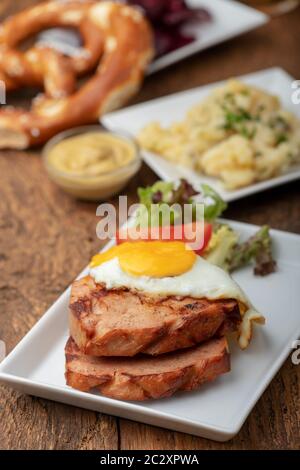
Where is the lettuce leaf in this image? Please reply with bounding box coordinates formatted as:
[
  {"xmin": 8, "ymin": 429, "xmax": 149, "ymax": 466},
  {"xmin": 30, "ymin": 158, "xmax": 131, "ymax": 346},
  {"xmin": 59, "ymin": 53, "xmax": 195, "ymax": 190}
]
[
  {"xmin": 227, "ymin": 225, "xmax": 276, "ymax": 276},
  {"xmin": 201, "ymin": 184, "xmax": 228, "ymax": 222},
  {"xmin": 136, "ymin": 179, "xmax": 227, "ymax": 227},
  {"xmin": 203, "ymin": 224, "xmax": 238, "ymax": 270}
]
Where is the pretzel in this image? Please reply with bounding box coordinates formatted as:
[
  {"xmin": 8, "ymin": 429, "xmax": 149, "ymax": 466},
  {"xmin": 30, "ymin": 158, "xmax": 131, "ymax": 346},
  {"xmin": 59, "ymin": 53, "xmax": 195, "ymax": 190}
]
[
  {"xmin": 0, "ymin": 1, "xmax": 153, "ymax": 149},
  {"xmin": 0, "ymin": 1, "xmax": 104, "ymax": 95}
]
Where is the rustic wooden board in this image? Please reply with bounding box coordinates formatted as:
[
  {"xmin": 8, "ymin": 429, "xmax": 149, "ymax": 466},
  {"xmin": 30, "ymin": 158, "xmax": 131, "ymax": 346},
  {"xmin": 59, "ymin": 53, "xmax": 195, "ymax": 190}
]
[{"xmin": 0, "ymin": 0, "xmax": 299, "ymax": 450}]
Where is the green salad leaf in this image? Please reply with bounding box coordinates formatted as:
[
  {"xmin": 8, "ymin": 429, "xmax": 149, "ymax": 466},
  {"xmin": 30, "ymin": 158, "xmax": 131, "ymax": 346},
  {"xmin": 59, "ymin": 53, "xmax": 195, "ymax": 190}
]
[
  {"xmin": 201, "ymin": 184, "xmax": 228, "ymax": 222},
  {"xmin": 203, "ymin": 224, "xmax": 238, "ymax": 270},
  {"xmin": 134, "ymin": 179, "xmax": 276, "ymax": 277},
  {"xmin": 136, "ymin": 181, "xmax": 179, "ymax": 227},
  {"xmin": 203, "ymin": 223, "xmax": 276, "ymax": 276},
  {"xmin": 227, "ymin": 225, "xmax": 277, "ymax": 276},
  {"xmin": 136, "ymin": 179, "xmax": 227, "ymax": 227},
  {"xmin": 137, "ymin": 181, "xmax": 174, "ymax": 207}
]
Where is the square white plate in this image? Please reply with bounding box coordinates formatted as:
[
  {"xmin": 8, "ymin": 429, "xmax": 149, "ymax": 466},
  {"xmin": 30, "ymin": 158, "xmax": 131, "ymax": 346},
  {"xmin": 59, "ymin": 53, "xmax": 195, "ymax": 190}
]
[
  {"xmin": 1, "ymin": 220, "xmax": 300, "ymax": 441},
  {"xmin": 148, "ymin": 0, "xmax": 268, "ymax": 74},
  {"xmin": 103, "ymin": 67, "xmax": 300, "ymax": 202}
]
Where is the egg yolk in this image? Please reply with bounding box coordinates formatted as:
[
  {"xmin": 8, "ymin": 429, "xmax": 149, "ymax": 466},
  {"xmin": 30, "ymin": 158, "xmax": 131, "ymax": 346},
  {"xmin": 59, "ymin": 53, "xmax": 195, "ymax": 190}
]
[{"xmin": 90, "ymin": 241, "xmax": 196, "ymax": 278}]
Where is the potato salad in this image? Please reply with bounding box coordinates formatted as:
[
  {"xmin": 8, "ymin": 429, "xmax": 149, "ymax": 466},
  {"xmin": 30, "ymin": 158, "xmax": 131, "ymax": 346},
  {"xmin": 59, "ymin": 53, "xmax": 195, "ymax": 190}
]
[{"xmin": 138, "ymin": 80, "xmax": 300, "ymax": 189}]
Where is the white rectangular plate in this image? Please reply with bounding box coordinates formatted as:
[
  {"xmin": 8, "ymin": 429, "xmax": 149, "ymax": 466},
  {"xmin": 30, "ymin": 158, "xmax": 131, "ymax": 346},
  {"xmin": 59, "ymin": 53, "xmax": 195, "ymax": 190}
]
[
  {"xmin": 1, "ymin": 220, "xmax": 300, "ymax": 441},
  {"xmin": 148, "ymin": 0, "xmax": 268, "ymax": 74},
  {"xmin": 103, "ymin": 67, "xmax": 300, "ymax": 202}
]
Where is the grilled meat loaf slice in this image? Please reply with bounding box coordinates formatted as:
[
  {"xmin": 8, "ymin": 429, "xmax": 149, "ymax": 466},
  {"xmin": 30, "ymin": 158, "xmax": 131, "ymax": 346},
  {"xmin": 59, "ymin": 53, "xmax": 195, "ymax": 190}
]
[
  {"xmin": 65, "ymin": 336, "xmax": 230, "ymax": 401},
  {"xmin": 69, "ymin": 276, "xmax": 241, "ymax": 356}
]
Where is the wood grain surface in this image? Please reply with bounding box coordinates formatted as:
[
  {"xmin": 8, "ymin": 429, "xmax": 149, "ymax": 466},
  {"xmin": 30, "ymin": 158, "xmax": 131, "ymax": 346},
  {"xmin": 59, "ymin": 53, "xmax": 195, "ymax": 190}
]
[{"xmin": 0, "ymin": 0, "xmax": 299, "ymax": 450}]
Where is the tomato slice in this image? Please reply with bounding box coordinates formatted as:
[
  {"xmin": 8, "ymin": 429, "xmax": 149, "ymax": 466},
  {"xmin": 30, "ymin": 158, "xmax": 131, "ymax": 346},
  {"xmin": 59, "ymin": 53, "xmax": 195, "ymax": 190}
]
[{"xmin": 116, "ymin": 222, "xmax": 212, "ymax": 255}]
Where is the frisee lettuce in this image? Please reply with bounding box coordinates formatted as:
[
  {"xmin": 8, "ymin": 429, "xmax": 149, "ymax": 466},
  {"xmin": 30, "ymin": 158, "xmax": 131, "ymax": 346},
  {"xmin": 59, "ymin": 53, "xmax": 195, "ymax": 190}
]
[{"xmin": 228, "ymin": 225, "xmax": 276, "ymax": 276}]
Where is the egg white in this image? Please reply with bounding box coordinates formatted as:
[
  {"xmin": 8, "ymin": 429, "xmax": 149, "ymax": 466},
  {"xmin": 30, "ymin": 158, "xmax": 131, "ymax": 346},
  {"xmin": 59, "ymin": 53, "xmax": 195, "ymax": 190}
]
[{"xmin": 90, "ymin": 255, "xmax": 251, "ymax": 300}]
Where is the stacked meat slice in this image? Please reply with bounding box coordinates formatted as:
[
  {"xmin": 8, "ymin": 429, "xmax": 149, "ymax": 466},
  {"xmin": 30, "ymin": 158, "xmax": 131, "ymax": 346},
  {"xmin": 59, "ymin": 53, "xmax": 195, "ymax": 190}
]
[{"xmin": 65, "ymin": 276, "xmax": 241, "ymax": 400}]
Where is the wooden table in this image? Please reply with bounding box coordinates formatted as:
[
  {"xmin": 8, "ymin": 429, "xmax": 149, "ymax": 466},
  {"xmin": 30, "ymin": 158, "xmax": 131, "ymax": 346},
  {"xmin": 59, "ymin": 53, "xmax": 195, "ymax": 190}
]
[{"xmin": 0, "ymin": 0, "xmax": 300, "ymax": 450}]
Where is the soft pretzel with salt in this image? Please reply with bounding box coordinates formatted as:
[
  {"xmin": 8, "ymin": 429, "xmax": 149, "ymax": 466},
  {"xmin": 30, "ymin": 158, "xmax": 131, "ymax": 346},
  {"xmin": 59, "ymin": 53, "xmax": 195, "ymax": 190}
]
[{"xmin": 0, "ymin": 1, "xmax": 153, "ymax": 149}]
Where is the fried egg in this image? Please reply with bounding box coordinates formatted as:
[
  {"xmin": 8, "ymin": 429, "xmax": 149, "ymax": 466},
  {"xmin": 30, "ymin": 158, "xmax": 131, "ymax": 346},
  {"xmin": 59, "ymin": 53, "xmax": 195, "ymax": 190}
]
[
  {"xmin": 89, "ymin": 241, "xmax": 265, "ymax": 348},
  {"xmin": 90, "ymin": 241, "xmax": 196, "ymax": 278}
]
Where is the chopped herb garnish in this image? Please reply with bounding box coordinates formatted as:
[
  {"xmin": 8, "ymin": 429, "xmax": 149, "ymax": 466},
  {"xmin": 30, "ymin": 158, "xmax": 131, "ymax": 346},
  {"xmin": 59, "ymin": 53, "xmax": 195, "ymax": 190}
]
[
  {"xmin": 275, "ymin": 134, "xmax": 288, "ymax": 145},
  {"xmin": 240, "ymin": 126, "xmax": 256, "ymax": 139},
  {"xmin": 223, "ymin": 109, "xmax": 251, "ymax": 128},
  {"xmin": 222, "ymin": 105, "xmax": 257, "ymax": 139}
]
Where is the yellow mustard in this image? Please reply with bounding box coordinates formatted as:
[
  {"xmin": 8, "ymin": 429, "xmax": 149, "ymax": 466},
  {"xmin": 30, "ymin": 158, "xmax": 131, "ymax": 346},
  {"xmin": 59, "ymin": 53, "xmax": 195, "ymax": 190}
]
[
  {"xmin": 44, "ymin": 130, "xmax": 140, "ymax": 200},
  {"xmin": 47, "ymin": 132, "xmax": 136, "ymax": 176}
]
